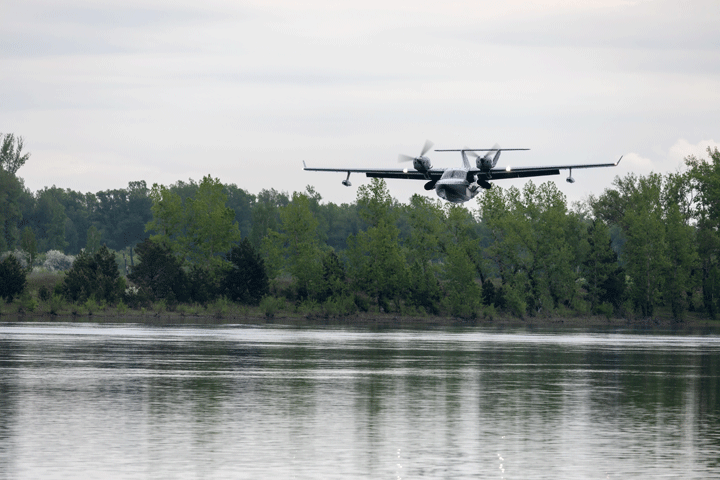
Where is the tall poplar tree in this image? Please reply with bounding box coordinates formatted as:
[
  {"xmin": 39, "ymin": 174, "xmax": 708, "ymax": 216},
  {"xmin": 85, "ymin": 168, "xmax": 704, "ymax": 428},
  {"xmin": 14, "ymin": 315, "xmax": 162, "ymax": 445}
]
[
  {"xmin": 146, "ymin": 175, "xmax": 241, "ymax": 268},
  {"xmin": 347, "ymin": 178, "xmax": 407, "ymax": 311}
]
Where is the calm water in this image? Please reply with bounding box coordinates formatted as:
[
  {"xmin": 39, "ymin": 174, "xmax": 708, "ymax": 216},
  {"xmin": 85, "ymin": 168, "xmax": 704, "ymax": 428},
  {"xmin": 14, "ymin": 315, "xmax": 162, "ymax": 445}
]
[{"xmin": 1, "ymin": 323, "xmax": 719, "ymax": 479}]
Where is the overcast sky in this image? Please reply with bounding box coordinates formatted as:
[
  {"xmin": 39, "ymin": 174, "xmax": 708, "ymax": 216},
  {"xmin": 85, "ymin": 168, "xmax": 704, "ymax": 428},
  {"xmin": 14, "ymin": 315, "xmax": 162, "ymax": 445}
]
[{"xmin": 2, "ymin": 0, "xmax": 719, "ymax": 208}]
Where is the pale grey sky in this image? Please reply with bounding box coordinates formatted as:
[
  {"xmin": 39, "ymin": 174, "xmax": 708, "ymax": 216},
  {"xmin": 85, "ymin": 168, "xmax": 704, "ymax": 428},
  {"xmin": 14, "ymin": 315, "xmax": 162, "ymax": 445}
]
[{"xmin": 2, "ymin": 0, "xmax": 719, "ymax": 207}]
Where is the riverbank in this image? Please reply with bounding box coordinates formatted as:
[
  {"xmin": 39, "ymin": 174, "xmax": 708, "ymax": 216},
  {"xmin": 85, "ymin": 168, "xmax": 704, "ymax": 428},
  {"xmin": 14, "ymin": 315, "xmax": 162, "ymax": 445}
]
[{"xmin": 3, "ymin": 308, "xmax": 720, "ymax": 334}]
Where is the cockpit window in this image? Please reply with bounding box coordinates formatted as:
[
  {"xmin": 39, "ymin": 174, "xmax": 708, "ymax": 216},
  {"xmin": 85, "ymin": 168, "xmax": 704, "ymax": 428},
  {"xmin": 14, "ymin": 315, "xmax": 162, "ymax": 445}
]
[{"xmin": 441, "ymin": 169, "xmax": 467, "ymax": 180}]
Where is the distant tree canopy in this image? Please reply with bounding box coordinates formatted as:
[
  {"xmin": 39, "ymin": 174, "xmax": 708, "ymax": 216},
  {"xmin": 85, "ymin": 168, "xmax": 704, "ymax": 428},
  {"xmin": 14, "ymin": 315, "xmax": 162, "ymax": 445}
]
[{"xmin": 4, "ymin": 132, "xmax": 720, "ymax": 320}]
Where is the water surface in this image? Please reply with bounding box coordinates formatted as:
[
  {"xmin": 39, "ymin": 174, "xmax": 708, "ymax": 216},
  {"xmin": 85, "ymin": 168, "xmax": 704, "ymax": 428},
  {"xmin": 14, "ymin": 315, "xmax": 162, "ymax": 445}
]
[{"xmin": 1, "ymin": 323, "xmax": 719, "ymax": 479}]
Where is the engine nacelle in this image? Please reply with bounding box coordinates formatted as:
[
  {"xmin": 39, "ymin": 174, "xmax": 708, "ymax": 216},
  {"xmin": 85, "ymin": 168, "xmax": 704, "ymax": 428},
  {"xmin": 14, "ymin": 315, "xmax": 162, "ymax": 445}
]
[
  {"xmin": 477, "ymin": 149, "xmax": 501, "ymax": 170},
  {"xmin": 566, "ymin": 176, "xmax": 575, "ymax": 184},
  {"xmin": 413, "ymin": 156, "xmax": 432, "ymax": 173}
]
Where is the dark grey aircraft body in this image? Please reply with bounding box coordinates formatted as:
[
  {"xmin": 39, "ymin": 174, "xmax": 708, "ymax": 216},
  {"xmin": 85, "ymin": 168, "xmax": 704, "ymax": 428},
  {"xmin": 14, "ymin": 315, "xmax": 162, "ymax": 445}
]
[{"xmin": 304, "ymin": 142, "xmax": 621, "ymax": 203}]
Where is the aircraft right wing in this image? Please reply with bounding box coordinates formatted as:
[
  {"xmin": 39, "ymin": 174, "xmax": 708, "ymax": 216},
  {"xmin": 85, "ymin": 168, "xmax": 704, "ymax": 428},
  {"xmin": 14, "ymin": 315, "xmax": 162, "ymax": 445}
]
[{"xmin": 483, "ymin": 157, "xmax": 622, "ymax": 180}]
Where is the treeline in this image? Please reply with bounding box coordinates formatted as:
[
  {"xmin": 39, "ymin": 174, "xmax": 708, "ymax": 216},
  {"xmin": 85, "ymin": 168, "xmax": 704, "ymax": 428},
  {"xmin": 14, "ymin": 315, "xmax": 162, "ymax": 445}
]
[{"xmin": 1, "ymin": 132, "xmax": 720, "ymax": 321}]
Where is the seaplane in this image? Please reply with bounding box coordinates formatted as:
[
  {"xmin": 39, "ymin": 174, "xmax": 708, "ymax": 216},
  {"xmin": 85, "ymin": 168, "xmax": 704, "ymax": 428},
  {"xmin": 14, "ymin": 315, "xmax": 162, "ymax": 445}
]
[{"xmin": 303, "ymin": 140, "xmax": 622, "ymax": 203}]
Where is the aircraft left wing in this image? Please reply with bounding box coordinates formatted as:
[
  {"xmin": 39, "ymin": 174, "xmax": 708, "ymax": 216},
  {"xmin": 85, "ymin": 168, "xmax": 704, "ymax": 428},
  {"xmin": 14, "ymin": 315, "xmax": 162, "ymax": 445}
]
[{"xmin": 302, "ymin": 162, "xmax": 445, "ymax": 181}]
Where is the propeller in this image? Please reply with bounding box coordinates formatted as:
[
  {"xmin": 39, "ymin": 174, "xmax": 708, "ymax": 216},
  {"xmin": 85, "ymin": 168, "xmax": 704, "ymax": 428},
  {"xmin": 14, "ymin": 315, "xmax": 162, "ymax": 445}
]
[
  {"xmin": 398, "ymin": 139, "xmax": 434, "ymax": 163},
  {"xmin": 466, "ymin": 143, "xmax": 500, "ymax": 169},
  {"xmin": 464, "ymin": 146, "xmax": 479, "ymax": 159}
]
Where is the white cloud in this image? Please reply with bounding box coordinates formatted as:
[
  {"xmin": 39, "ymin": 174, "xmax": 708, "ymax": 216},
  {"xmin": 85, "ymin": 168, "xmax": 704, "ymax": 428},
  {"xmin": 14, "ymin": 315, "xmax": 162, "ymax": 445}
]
[{"xmin": 668, "ymin": 138, "xmax": 719, "ymax": 166}]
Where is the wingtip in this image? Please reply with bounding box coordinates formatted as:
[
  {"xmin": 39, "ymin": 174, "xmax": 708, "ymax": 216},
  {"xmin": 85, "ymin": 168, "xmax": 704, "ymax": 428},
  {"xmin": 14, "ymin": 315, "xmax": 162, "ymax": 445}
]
[
  {"xmin": 615, "ymin": 155, "xmax": 623, "ymax": 166},
  {"xmin": 303, "ymin": 160, "xmax": 307, "ymax": 170}
]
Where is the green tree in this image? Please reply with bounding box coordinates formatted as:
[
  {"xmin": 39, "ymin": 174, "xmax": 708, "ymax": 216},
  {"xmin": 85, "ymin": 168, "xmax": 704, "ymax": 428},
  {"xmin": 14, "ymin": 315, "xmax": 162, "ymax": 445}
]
[
  {"xmin": 85, "ymin": 225, "xmax": 102, "ymax": 255},
  {"xmin": 404, "ymin": 195, "xmax": 444, "ymax": 313},
  {"xmin": 127, "ymin": 238, "xmax": 187, "ymax": 302},
  {"xmin": 19, "ymin": 226, "xmax": 37, "ymax": 267},
  {"xmin": 146, "ymin": 175, "xmax": 241, "ymax": 268},
  {"xmin": 442, "ymin": 204, "xmax": 483, "ymax": 317},
  {"xmin": 346, "ymin": 179, "xmax": 407, "ymax": 311},
  {"xmin": 61, "ymin": 245, "xmax": 123, "ymax": 303},
  {"xmin": 479, "ymin": 182, "xmax": 577, "ymax": 316},
  {"xmin": 92, "ymin": 181, "xmax": 152, "ymax": 252},
  {"xmin": 275, "ymin": 192, "xmax": 324, "ymax": 299},
  {"xmin": 0, "ymin": 254, "xmax": 26, "ymax": 302},
  {"xmin": 660, "ymin": 173, "xmax": 698, "ymax": 320},
  {"xmin": 249, "ymin": 189, "xmax": 290, "ymax": 249},
  {"xmin": 28, "ymin": 187, "xmax": 69, "ymax": 252},
  {"xmin": 685, "ymin": 147, "xmax": 720, "ymax": 317},
  {"xmin": 0, "ymin": 133, "xmax": 30, "ymax": 174},
  {"xmin": 223, "ymin": 238, "xmax": 269, "ymax": 305},
  {"xmin": 583, "ymin": 219, "xmax": 624, "ymax": 313},
  {"xmin": 478, "ymin": 185, "xmax": 530, "ymax": 316},
  {"xmin": 0, "ymin": 169, "xmax": 26, "ymax": 252},
  {"xmin": 619, "ymin": 174, "xmax": 667, "ymax": 317}
]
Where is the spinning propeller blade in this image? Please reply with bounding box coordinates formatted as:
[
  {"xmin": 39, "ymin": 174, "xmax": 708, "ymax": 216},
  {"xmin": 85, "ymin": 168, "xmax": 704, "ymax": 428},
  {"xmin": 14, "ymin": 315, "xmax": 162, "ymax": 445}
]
[
  {"xmin": 398, "ymin": 139, "xmax": 434, "ymax": 163},
  {"xmin": 420, "ymin": 139, "xmax": 434, "ymax": 157}
]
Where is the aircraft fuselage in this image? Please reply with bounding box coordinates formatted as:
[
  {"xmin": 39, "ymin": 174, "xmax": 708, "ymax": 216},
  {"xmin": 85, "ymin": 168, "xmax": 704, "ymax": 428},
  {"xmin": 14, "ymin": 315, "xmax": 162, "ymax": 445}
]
[{"xmin": 435, "ymin": 168, "xmax": 479, "ymax": 203}]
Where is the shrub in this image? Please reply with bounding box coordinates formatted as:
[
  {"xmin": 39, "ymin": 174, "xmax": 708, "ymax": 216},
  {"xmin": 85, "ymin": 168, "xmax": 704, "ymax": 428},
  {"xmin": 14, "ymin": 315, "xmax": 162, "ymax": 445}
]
[
  {"xmin": 84, "ymin": 296, "xmax": 99, "ymax": 315},
  {"xmin": 210, "ymin": 296, "xmax": 229, "ymax": 319},
  {"xmin": 116, "ymin": 300, "xmax": 128, "ymax": 315},
  {"xmin": 260, "ymin": 295, "xmax": 283, "ymax": 318},
  {"xmin": 49, "ymin": 294, "xmax": 64, "ymax": 315},
  {"xmin": 595, "ymin": 301, "xmax": 614, "ymax": 319},
  {"xmin": 0, "ymin": 254, "xmax": 27, "ymax": 302},
  {"xmin": 38, "ymin": 285, "xmax": 51, "ymax": 302},
  {"xmin": 43, "ymin": 250, "xmax": 75, "ymax": 271},
  {"xmin": 19, "ymin": 291, "xmax": 37, "ymax": 312}
]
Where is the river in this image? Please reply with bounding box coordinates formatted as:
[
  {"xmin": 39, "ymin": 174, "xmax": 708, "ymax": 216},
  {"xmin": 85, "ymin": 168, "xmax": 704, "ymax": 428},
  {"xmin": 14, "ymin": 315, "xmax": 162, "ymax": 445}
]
[{"xmin": 1, "ymin": 323, "xmax": 719, "ymax": 479}]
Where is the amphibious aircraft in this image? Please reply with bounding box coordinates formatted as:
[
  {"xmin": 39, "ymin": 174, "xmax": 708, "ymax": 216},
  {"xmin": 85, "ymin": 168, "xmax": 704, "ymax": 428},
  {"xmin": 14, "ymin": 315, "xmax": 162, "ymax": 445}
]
[{"xmin": 303, "ymin": 140, "xmax": 622, "ymax": 203}]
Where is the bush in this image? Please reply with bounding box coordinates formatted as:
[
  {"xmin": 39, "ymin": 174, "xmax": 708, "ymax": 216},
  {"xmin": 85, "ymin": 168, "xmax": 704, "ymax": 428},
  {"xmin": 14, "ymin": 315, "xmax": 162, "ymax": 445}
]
[
  {"xmin": 0, "ymin": 254, "xmax": 27, "ymax": 302},
  {"xmin": 49, "ymin": 294, "xmax": 64, "ymax": 315},
  {"xmin": 84, "ymin": 296, "xmax": 100, "ymax": 315},
  {"xmin": 19, "ymin": 291, "xmax": 37, "ymax": 312},
  {"xmin": 210, "ymin": 296, "xmax": 229, "ymax": 319},
  {"xmin": 116, "ymin": 300, "xmax": 128, "ymax": 315},
  {"xmin": 42, "ymin": 250, "xmax": 75, "ymax": 271},
  {"xmin": 38, "ymin": 285, "xmax": 51, "ymax": 302},
  {"xmin": 260, "ymin": 295, "xmax": 283, "ymax": 318},
  {"xmin": 595, "ymin": 301, "xmax": 614, "ymax": 319},
  {"xmin": 321, "ymin": 294, "xmax": 357, "ymax": 317}
]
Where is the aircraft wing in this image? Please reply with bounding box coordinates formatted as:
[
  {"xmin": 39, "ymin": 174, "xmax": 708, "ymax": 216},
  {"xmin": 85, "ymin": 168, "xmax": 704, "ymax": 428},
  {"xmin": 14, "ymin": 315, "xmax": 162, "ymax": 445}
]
[
  {"xmin": 303, "ymin": 164, "xmax": 445, "ymax": 181},
  {"xmin": 482, "ymin": 157, "xmax": 622, "ymax": 180}
]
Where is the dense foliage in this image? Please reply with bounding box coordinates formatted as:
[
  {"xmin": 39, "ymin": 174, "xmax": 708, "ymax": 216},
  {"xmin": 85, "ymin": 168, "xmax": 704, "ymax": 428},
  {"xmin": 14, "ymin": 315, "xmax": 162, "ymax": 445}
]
[{"xmin": 3, "ymin": 131, "xmax": 720, "ymax": 321}]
